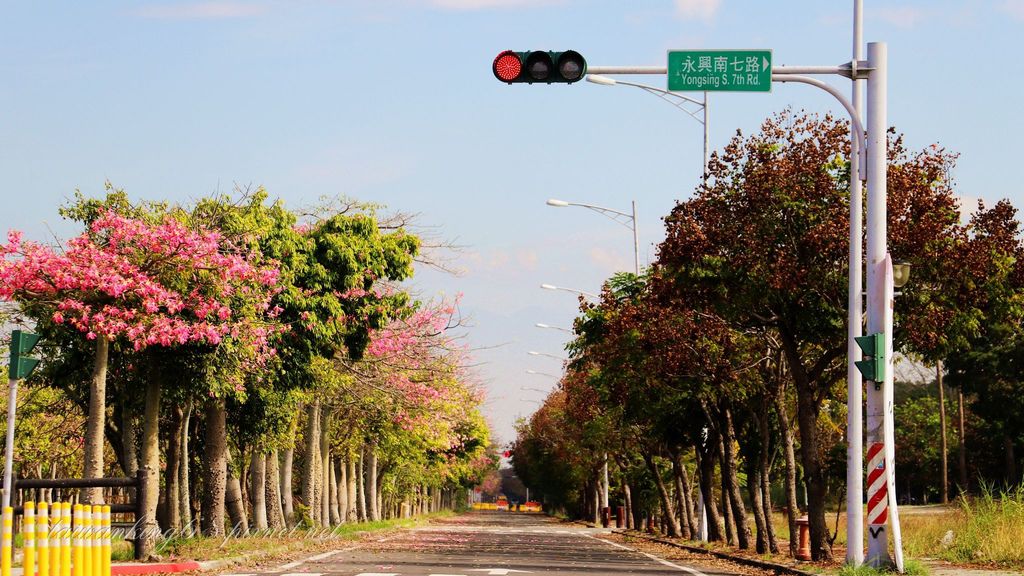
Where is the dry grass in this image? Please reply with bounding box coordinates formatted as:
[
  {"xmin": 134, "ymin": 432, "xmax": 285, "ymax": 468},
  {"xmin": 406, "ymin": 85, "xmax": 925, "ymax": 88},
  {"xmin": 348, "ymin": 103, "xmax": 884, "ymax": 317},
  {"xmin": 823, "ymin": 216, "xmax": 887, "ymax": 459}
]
[{"xmin": 109, "ymin": 512, "xmax": 454, "ymax": 563}]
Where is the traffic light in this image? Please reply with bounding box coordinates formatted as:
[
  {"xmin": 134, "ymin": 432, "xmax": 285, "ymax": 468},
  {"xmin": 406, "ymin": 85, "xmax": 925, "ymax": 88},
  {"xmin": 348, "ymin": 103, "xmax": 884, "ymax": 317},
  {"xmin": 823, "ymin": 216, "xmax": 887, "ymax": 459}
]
[
  {"xmin": 492, "ymin": 50, "xmax": 587, "ymax": 84},
  {"xmin": 854, "ymin": 332, "xmax": 885, "ymax": 383},
  {"xmin": 8, "ymin": 330, "xmax": 40, "ymax": 380}
]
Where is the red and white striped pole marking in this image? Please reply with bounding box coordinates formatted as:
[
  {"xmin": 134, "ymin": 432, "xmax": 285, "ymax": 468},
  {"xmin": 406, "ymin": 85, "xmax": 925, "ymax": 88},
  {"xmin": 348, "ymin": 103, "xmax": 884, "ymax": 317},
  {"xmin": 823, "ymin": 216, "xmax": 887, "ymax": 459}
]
[{"xmin": 866, "ymin": 442, "xmax": 887, "ymax": 528}]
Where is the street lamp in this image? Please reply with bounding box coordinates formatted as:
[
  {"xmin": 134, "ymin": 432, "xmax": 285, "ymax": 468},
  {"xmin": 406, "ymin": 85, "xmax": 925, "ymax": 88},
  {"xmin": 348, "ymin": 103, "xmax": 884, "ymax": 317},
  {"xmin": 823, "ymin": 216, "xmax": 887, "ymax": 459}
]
[
  {"xmin": 586, "ymin": 73, "xmax": 709, "ymax": 183},
  {"xmin": 892, "ymin": 260, "xmax": 911, "ymax": 289},
  {"xmin": 525, "ymin": 369, "xmax": 559, "ymax": 378},
  {"xmin": 546, "ymin": 198, "xmax": 640, "ymax": 275},
  {"xmin": 535, "ymin": 323, "xmax": 572, "ymax": 333},
  {"xmin": 540, "ymin": 283, "xmax": 599, "ymax": 299},
  {"xmin": 528, "ymin": 350, "xmax": 566, "ymax": 361}
]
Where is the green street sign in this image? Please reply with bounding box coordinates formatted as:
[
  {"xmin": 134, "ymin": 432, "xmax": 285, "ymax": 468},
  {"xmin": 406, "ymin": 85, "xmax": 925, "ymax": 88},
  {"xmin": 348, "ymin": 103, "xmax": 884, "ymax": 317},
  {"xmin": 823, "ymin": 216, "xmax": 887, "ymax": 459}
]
[
  {"xmin": 667, "ymin": 50, "xmax": 772, "ymax": 92},
  {"xmin": 854, "ymin": 332, "xmax": 886, "ymax": 383},
  {"xmin": 9, "ymin": 330, "xmax": 41, "ymax": 380}
]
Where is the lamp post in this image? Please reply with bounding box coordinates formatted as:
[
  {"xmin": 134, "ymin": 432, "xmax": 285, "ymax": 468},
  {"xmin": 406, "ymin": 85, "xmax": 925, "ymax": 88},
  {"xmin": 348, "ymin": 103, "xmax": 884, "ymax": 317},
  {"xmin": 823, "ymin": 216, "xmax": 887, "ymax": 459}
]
[
  {"xmin": 540, "ymin": 284, "xmax": 599, "ymax": 299},
  {"xmin": 546, "ymin": 199, "xmax": 641, "ymax": 275},
  {"xmin": 525, "ymin": 369, "xmax": 559, "ymax": 379},
  {"xmin": 586, "ymin": 74, "xmax": 709, "ymax": 183},
  {"xmin": 535, "ymin": 323, "xmax": 572, "ymax": 333},
  {"xmin": 528, "ymin": 351, "xmax": 567, "ymax": 361}
]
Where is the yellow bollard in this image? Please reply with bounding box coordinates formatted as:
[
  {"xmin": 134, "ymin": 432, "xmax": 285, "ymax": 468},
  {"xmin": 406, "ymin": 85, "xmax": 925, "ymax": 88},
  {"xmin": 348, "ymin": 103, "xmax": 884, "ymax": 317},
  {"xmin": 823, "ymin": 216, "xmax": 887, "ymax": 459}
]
[
  {"xmin": 59, "ymin": 503, "xmax": 70, "ymax": 576},
  {"xmin": 49, "ymin": 503, "xmax": 61, "ymax": 576},
  {"xmin": 90, "ymin": 507, "xmax": 101, "ymax": 576},
  {"xmin": 72, "ymin": 505, "xmax": 83, "ymax": 576},
  {"xmin": 99, "ymin": 507, "xmax": 110, "ymax": 576},
  {"xmin": 38, "ymin": 502, "xmax": 50, "ymax": 576},
  {"xmin": 2, "ymin": 506, "xmax": 12, "ymax": 576},
  {"xmin": 24, "ymin": 502, "xmax": 37, "ymax": 576},
  {"xmin": 82, "ymin": 507, "xmax": 92, "ymax": 576}
]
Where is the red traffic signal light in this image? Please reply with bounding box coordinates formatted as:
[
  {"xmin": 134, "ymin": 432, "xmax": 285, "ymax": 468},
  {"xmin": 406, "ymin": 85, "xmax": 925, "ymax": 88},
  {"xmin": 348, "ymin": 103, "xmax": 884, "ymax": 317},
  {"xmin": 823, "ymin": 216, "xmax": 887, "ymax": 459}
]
[{"xmin": 492, "ymin": 50, "xmax": 586, "ymax": 84}]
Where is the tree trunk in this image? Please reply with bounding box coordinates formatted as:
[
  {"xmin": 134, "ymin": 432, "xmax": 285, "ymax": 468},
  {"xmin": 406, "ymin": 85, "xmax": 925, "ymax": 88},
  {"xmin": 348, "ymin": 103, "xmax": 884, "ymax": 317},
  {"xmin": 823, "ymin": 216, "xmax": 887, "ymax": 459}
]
[
  {"xmin": 336, "ymin": 458, "xmax": 348, "ymax": 524},
  {"xmin": 366, "ymin": 443, "xmax": 379, "ymax": 521},
  {"xmin": 670, "ymin": 449, "xmax": 695, "ymax": 538},
  {"xmin": 356, "ymin": 450, "xmax": 367, "ymax": 521},
  {"xmin": 164, "ymin": 402, "xmax": 184, "ymax": 533},
  {"xmin": 696, "ymin": 441, "xmax": 724, "ymax": 541},
  {"xmin": 622, "ymin": 479, "xmax": 634, "ymax": 530},
  {"xmin": 179, "ymin": 400, "xmax": 193, "ymax": 534},
  {"xmin": 346, "ymin": 457, "xmax": 358, "ymax": 522},
  {"xmin": 330, "ymin": 458, "xmax": 342, "ymax": 525},
  {"xmin": 225, "ymin": 447, "xmax": 249, "ymax": 535},
  {"xmin": 957, "ymin": 387, "xmax": 968, "ymax": 493},
  {"xmin": 301, "ymin": 402, "xmax": 320, "ymax": 524},
  {"xmin": 721, "ymin": 408, "xmax": 750, "ymax": 549},
  {"xmin": 122, "ymin": 407, "xmax": 139, "ymax": 478},
  {"xmin": 138, "ymin": 366, "xmax": 161, "ymax": 557},
  {"xmin": 82, "ymin": 337, "xmax": 110, "ymax": 504},
  {"xmin": 748, "ymin": 462, "xmax": 769, "ymax": 554},
  {"xmin": 760, "ymin": 432, "xmax": 780, "ymax": 554},
  {"xmin": 937, "ymin": 361, "xmax": 949, "ymax": 504},
  {"xmin": 282, "ymin": 416, "xmax": 297, "ymax": 526},
  {"xmin": 642, "ymin": 451, "xmax": 680, "ymax": 537},
  {"xmin": 717, "ymin": 432, "xmax": 735, "ymax": 545},
  {"xmin": 774, "ymin": 385, "xmax": 800, "ymax": 556},
  {"xmin": 266, "ymin": 450, "xmax": 285, "ymax": 530},
  {"xmin": 320, "ymin": 409, "xmax": 332, "ymax": 526},
  {"xmin": 250, "ymin": 450, "xmax": 268, "ymax": 531},
  {"xmin": 795, "ymin": 382, "xmax": 831, "ymax": 560},
  {"xmin": 201, "ymin": 397, "xmax": 227, "ymax": 536}
]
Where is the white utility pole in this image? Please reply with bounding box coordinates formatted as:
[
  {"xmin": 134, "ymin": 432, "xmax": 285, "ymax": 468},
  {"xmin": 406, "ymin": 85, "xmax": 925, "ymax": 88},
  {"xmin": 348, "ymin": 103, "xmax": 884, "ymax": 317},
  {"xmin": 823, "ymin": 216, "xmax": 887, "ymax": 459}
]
[
  {"xmin": 846, "ymin": 0, "xmax": 865, "ymax": 566},
  {"xmin": 864, "ymin": 41, "xmax": 899, "ymax": 570}
]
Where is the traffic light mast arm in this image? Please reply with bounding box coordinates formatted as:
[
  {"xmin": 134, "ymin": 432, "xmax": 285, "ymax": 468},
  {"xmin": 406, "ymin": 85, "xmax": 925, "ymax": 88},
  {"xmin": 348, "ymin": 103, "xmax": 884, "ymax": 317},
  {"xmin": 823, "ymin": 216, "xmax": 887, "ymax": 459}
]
[{"xmin": 587, "ymin": 64, "xmax": 858, "ymax": 77}]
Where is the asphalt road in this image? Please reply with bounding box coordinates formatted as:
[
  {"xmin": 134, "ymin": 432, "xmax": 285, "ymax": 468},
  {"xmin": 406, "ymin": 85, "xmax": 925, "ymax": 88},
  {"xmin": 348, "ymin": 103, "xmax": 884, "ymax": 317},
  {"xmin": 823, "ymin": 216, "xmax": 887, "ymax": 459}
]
[{"xmin": 221, "ymin": 511, "xmax": 744, "ymax": 576}]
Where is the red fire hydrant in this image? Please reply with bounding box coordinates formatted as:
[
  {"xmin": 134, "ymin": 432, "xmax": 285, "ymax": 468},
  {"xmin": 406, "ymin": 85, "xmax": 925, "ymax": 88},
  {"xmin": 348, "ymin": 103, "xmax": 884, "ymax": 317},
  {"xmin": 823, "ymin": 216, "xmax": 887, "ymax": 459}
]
[{"xmin": 795, "ymin": 516, "xmax": 812, "ymax": 561}]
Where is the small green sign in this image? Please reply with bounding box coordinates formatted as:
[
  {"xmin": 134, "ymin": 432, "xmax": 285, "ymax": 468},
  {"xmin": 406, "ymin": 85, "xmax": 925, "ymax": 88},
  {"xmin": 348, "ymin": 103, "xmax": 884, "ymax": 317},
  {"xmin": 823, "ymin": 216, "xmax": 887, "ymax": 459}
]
[
  {"xmin": 668, "ymin": 50, "xmax": 772, "ymax": 92},
  {"xmin": 9, "ymin": 330, "xmax": 41, "ymax": 380}
]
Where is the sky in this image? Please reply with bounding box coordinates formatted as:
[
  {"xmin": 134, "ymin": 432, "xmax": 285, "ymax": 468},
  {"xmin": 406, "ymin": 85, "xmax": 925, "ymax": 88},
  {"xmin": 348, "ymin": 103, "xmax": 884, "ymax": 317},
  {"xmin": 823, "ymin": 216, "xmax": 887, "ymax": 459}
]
[{"xmin": 2, "ymin": 0, "xmax": 1022, "ymax": 444}]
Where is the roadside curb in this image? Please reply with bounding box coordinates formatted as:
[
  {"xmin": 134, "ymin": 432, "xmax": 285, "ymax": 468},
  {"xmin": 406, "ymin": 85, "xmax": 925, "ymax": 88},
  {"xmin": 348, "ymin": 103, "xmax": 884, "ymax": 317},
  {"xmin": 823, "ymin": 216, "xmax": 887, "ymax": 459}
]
[
  {"xmin": 613, "ymin": 530, "xmax": 816, "ymax": 576},
  {"xmin": 112, "ymin": 562, "xmax": 203, "ymax": 575}
]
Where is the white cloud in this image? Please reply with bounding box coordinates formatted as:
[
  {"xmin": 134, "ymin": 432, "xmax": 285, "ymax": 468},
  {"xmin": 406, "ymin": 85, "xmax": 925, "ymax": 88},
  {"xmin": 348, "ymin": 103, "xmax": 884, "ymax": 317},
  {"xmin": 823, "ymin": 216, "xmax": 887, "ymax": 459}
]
[
  {"xmin": 588, "ymin": 246, "xmax": 631, "ymax": 274},
  {"xmin": 135, "ymin": 2, "xmax": 267, "ymax": 20},
  {"xmin": 516, "ymin": 249, "xmax": 539, "ymax": 271},
  {"xmin": 1002, "ymin": 0, "xmax": 1024, "ymax": 20},
  {"xmin": 875, "ymin": 5, "xmax": 929, "ymax": 28},
  {"xmin": 428, "ymin": 0, "xmax": 563, "ymax": 10},
  {"xmin": 674, "ymin": 0, "xmax": 721, "ymax": 22}
]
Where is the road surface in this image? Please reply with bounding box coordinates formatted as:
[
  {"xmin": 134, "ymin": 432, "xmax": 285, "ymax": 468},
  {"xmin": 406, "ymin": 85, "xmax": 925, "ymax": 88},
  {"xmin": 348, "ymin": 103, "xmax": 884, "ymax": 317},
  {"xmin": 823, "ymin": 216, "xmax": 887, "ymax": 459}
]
[{"xmin": 220, "ymin": 511, "xmax": 744, "ymax": 576}]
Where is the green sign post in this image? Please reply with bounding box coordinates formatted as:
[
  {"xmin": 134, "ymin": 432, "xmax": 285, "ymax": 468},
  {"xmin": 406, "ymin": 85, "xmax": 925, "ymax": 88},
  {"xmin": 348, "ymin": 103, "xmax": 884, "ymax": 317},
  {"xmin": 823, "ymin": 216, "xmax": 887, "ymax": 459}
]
[{"xmin": 667, "ymin": 50, "xmax": 772, "ymax": 92}]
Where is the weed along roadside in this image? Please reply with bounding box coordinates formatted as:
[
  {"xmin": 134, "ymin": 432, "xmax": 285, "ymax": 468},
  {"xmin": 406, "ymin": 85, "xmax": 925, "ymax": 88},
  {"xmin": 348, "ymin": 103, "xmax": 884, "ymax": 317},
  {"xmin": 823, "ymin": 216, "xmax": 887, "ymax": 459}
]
[{"xmin": 3, "ymin": 511, "xmax": 453, "ymax": 576}]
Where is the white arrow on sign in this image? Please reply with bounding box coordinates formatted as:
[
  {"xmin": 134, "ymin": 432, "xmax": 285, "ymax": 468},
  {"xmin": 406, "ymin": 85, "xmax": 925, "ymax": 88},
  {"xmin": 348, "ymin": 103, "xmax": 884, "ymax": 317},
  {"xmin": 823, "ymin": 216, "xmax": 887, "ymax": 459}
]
[
  {"xmin": 762, "ymin": 56, "xmax": 770, "ymax": 71},
  {"xmin": 470, "ymin": 570, "xmax": 533, "ymax": 575}
]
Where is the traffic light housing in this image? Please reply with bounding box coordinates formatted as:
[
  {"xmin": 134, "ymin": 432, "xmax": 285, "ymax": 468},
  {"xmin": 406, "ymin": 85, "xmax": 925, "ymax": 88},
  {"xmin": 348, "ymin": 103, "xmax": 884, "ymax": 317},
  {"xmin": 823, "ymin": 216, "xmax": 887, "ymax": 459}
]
[
  {"xmin": 854, "ymin": 332, "xmax": 885, "ymax": 383},
  {"xmin": 8, "ymin": 330, "xmax": 40, "ymax": 380},
  {"xmin": 493, "ymin": 50, "xmax": 587, "ymax": 84}
]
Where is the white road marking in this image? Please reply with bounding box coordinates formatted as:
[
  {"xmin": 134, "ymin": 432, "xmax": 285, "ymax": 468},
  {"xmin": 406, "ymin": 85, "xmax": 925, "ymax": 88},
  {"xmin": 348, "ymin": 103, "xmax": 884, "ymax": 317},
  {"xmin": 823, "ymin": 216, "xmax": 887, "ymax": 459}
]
[
  {"xmin": 282, "ymin": 573, "xmax": 323, "ymax": 576},
  {"xmin": 354, "ymin": 573, "xmax": 399, "ymax": 576},
  {"xmin": 584, "ymin": 534, "xmax": 709, "ymax": 576},
  {"xmin": 275, "ymin": 544, "xmax": 361, "ymax": 570},
  {"xmin": 470, "ymin": 569, "xmax": 533, "ymax": 575},
  {"xmin": 220, "ymin": 573, "xmax": 256, "ymax": 576}
]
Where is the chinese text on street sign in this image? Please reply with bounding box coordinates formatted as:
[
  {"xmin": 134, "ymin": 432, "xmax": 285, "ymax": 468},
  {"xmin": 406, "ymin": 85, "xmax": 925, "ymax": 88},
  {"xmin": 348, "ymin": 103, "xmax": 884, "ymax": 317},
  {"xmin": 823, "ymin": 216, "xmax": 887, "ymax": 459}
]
[{"xmin": 668, "ymin": 50, "xmax": 772, "ymax": 92}]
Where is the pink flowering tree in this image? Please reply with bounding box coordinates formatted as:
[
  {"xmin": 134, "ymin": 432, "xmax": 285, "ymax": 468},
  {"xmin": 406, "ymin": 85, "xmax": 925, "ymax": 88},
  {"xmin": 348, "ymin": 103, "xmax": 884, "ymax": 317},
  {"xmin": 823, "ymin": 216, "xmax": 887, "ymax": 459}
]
[
  {"xmin": 0, "ymin": 209, "xmax": 280, "ymax": 527},
  {"xmin": 336, "ymin": 295, "xmax": 492, "ymax": 514}
]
